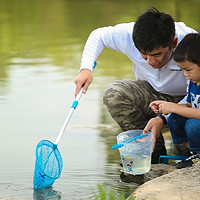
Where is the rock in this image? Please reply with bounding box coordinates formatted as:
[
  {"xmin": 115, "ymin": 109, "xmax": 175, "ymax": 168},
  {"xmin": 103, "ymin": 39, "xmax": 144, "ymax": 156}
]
[
  {"xmin": 121, "ymin": 164, "xmax": 176, "ymax": 185},
  {"xmin": 143, "ymin": 163, "xmax": 177, "ymax": 181},
  {"xmin": 128, "ymin": 162, "xmax": 200, "ymax": 200}
]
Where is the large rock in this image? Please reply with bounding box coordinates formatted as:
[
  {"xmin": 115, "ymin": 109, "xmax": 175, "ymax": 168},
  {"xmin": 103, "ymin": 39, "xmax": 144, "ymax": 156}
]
[{"xmin": 129, "ymin": 162, "xmax": 200, "ymax": 200}]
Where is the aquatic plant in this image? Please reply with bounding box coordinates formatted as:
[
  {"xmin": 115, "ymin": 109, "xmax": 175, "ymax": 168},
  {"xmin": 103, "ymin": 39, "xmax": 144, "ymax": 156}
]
[{"xmin": 93, "ymin": 184, "xmax": 134, "ymax": 200}]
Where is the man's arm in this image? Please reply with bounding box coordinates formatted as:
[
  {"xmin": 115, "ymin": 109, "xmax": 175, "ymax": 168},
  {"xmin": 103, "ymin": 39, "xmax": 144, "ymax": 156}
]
[{"xmin": 75, "ymin": 23, "xmax": 134, "ymax": 95}]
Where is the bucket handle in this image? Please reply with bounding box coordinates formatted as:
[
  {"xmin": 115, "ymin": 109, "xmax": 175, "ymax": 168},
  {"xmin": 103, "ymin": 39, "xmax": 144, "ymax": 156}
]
[{"xmin": 111, "ymin": 132, "xmax": 150, "ymax": 150}]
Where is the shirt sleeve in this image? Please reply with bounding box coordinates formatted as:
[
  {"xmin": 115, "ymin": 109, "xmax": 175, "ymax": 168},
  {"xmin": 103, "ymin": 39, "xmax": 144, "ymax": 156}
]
[
  {"xmin": 80, "ymin": 22, "xmax": 134, "ymax": 71},
  {"xmin": 177, "ymin": 80, "xmax": 190, "ymax": 104},
  {"xmin": 175, "ymin": 22, "xmax": 198, "ymax": 43},
  {"xmin": 186, "ymin": 81, "xmax": 192, "ymax": 103}
]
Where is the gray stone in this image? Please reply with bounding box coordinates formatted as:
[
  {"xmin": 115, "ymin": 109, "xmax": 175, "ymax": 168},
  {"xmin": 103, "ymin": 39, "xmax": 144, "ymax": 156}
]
[{"xmin": 128, "ymin": 162, "xmax": 200, "ymax": 200}]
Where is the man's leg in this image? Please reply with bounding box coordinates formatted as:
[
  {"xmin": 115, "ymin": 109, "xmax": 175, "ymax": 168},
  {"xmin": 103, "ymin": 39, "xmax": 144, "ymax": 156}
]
[{"xmin": 103, "ymin": 80, "xmax": 184, "ymax": 163}]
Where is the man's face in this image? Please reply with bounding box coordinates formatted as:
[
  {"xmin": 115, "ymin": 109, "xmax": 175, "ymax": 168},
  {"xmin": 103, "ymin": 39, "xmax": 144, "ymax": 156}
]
[{"xmin": 139, "ymin": 46, "xmax": 173, "ymax": 69}]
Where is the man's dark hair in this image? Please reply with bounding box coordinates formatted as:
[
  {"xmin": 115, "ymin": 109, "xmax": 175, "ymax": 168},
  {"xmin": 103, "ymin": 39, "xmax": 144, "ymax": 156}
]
[
  {"xmin": 173, "ymin": 33, "xmax": 200, "ymax": 66},
  {"xmin": 133, "ymin": 7, "xmax": 175, "ymax": 53}
]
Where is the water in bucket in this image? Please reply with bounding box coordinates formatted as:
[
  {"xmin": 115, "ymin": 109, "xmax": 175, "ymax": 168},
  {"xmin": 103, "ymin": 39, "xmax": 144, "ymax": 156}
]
[{"xmin": 117, "ymin": 130, "xmax": 153, "ymax": 175}]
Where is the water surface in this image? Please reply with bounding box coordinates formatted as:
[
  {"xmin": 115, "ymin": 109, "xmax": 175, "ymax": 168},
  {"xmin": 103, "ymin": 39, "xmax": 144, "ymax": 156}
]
[{"xmin": 0, "ymin": 0, "xmax": 200, "ymax": 199}]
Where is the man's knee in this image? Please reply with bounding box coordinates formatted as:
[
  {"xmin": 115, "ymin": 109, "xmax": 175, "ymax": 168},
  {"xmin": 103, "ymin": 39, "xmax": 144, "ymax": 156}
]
[
  {"xmin": 103, "ymin": 80, "xmax": 123, "ymax": 106},
  {"xmin": 103, "ymin": 80, "xmax": 135, "ymax": 109}
]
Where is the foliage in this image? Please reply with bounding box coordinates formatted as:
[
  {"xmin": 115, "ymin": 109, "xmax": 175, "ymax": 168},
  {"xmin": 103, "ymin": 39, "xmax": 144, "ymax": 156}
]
[{"xmin": 92, "ymin": 184, "xmax": 134, "ymax": 200}]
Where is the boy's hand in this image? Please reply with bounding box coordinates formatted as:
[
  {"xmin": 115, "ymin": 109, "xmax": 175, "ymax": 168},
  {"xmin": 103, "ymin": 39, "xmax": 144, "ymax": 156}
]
[
  {"xmin": 155, "ymin": 101, "xmax": 176, "ymax": 115},
  {"xmin": 150, "ymin": 101, "xmax": 160, "ymax": 114},
  {"xmin": 150, "ymin": 100, "xmax": 165, "ymax": 114}
]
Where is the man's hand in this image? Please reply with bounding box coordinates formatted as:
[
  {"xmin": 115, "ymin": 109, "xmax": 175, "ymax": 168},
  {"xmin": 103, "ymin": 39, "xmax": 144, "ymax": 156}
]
[
  {"xmin": 143, "ymin": 117, "xmax": 164, "ymax": 151},
  {"xmin": 74, "ymin": 69, "xmax": 93, "ymax": 96}
]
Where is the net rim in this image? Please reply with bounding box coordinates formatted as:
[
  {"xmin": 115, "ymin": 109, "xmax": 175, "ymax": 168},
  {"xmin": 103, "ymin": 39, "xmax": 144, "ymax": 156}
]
[{"xmin": 35, "ymin": 139, "xmax": 63, "ymax": 179}]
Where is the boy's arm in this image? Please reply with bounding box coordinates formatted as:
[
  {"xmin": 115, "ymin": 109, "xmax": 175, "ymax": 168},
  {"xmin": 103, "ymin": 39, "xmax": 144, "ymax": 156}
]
[{"xmin": 158, "ymin": 101, "xmax": 200, "ymax": 119}]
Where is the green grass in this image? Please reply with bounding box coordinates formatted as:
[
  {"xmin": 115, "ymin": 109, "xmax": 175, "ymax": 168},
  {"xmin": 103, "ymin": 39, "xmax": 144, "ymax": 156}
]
[{"xmin": 92, "ymin": 184, "xmax": 134, "ymax": 200}]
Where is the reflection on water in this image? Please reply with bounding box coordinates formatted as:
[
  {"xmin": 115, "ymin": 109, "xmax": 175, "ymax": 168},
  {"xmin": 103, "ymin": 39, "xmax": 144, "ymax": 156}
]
[
  {"xmin": 33, "ymin": 188, "xmax": 61, "ymax": 200},
  {"xmin": 0, "ymin": 0, "xmax": 200, "ymax": 199}
]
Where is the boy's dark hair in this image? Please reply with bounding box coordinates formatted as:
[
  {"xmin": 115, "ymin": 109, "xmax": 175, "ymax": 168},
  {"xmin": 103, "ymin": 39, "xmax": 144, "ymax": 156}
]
[
  {"xmin": 173, "ymin": 33, "xmax": 200, "ymax": 66},
  {"xmin": 133, "ymin": 7, "xmax": 175, "ymax": 53}
]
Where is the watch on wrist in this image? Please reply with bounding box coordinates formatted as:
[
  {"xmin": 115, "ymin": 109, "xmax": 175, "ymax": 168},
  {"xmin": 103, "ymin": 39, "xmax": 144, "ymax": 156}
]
[{"xmin": 157, "ymin": 114, "xmax": 167, "ymax": 125}]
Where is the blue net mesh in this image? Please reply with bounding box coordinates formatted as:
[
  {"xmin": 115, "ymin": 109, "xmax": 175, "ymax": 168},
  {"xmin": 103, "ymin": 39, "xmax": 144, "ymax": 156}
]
[{"xmin": 33, "ymin": 140, "xmax": 63, "ymax": 189}]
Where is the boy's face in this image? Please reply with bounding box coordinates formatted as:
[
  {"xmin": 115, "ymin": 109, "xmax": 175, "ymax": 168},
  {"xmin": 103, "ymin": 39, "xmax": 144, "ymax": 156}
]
[
  {"xmin": 140, "ymin": 46, "xmax": 173, "ymax": 69},
  {"xmin": 177, "ymin": 60, "xmax": 200, "ymax": 86}
]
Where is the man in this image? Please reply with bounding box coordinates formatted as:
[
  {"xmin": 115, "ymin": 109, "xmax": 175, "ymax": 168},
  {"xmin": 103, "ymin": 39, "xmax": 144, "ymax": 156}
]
[{"xmin": 74, "ymin": 8, "xmax": 197, "ymax": 163}]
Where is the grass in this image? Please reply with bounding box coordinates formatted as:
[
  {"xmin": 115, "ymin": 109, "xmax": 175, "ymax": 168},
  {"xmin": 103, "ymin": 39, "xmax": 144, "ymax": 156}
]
[{"xmin": 92, "ymin": 184, "xmax": 134, "ymax": 200}]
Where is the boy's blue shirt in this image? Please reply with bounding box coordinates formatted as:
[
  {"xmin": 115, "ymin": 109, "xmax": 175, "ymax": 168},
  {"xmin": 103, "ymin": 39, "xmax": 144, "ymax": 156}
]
[{"xmin": 187, "ymin": 81, "xmax": 200, "ymax": 108}]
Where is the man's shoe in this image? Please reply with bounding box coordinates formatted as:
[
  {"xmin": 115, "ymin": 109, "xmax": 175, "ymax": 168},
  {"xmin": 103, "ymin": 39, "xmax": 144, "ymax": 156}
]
[{"xmin": 176, "ymin": 153, "xmax": 200, "ymax": 169}]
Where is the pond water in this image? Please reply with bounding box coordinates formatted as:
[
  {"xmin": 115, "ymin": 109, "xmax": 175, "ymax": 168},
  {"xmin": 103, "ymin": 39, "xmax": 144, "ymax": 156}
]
[{"xmin": 0, "ymin": 0, "xmax": 200, "ymax": 199}]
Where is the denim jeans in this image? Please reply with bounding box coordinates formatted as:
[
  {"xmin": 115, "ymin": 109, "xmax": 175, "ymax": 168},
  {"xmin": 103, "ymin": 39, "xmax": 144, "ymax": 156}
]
[{"xmin": 167, "ymin": 113, "xmax": 200, "ymax": 153}]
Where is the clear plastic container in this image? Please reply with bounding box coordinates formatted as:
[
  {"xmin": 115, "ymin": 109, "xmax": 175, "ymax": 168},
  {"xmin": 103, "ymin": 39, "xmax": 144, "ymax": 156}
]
[{"xmin": 117, "ymin": 130, "xmax": 153, "ymax": 175}]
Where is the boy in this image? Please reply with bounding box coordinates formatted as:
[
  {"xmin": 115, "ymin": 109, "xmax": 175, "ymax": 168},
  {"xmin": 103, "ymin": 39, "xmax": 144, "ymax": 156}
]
[{"xmin": 150, "ymin": 33, "xmax": 200, "ymax": 168}]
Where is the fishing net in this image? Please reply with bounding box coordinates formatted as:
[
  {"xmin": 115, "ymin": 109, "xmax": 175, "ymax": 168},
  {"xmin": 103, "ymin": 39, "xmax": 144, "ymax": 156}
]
[{"xmin": 33, "ymin": 140, "xmax": 63, "ymax": 189}]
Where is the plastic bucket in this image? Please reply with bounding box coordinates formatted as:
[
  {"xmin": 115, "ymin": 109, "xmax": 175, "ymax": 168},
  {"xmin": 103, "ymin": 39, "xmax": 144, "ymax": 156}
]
[{"xmin": 117, "ymin": 130, "xmax": 153, "ymax": 175}]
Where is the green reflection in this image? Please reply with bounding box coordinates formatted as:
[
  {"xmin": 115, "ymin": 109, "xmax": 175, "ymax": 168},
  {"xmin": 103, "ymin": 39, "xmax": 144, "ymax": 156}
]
[{"xmin": 0, "ymin": 0, "xmax": 200, "ymax": 73}]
